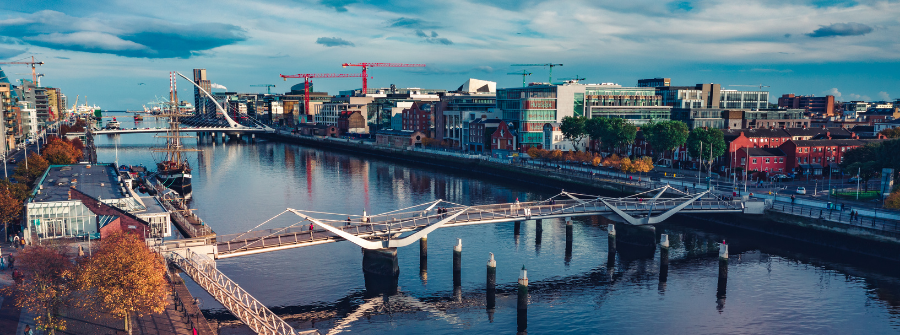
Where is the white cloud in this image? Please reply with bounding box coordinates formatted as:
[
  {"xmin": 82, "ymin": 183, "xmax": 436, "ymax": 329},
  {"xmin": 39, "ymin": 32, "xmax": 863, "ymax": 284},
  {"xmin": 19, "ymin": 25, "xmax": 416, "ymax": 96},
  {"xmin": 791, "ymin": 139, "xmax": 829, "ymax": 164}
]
[
  {"xmin": 848, "ymin": 93, "xmax": 871, "ymax": 101},
  {"xmin": 25, "ymin": 32, "xmax": 149, "ymax": 51},
  {"xmin": 823, "ymin": 88, "xmax": 842, "ymax": 99},
  {"xmin": 878, "ymin": 91, "xmax": 891, "ymax": 101}
]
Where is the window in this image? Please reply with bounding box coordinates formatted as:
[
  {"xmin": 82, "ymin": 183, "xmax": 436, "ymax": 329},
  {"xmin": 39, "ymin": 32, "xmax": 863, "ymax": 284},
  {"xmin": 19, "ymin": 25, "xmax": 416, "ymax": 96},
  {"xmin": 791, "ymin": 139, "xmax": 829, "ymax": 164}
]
[
  {"xmin": 741, "ymin": 158, "xmax": 746, "ymax": 164},
  {"xmin": 765, "ymin": 158, "xmax": 770, "ymax": 163},
  {"xmin": 752, "ymin": 158, "xmax": 757, "ymax": 164}
]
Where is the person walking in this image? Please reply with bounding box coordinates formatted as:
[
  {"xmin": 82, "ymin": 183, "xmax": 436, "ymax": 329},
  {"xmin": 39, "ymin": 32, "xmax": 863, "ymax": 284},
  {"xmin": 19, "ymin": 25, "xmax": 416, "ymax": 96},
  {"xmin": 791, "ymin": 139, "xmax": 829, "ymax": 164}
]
[
  {"xmin": 24, "ymin": 325, "xmax": 33, "ymax": 335},
  {"xmin": 309, "ymin": 223, "xmax": 314, "ymax": 231},
  {"xmin": 346, "ymin": 217, "xmax": 352, "ymax": 226},
  {"xmin": 791, "ymin": 195, "xmax": 795, "ymax": 204}
]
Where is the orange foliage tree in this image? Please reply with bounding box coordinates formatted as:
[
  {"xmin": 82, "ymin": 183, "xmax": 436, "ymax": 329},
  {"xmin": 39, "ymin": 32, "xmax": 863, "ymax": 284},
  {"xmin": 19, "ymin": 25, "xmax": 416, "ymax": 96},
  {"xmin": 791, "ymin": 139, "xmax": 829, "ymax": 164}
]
[
  {"xmin": 603, "ymin": 154, "xmax": 622, "ymax": 169},
  {"xmin": 42, "ymin": 137, "xmax": 83, "ymax": 165},
  {"xmin": 78, "ymin": 232, "xmax": 167, "ymax": 334},
  {"xmin": 886, "ymin": 191, "xmax": 900, "ymax": 210},
  {"xmin": 14, "ymin": 153, "xmax": 49, "ymax": 186},
  {"xmin": 4, "ymin": 245, "xmax": 76, "ymax": 333}
]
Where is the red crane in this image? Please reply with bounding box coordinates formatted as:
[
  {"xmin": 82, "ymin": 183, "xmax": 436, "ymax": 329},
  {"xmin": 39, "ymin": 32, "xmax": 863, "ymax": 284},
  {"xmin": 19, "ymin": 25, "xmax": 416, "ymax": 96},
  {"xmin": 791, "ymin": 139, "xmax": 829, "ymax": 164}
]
[
  {"xmin": 280, "ymin": 73, "xmax": 366, "ymax": 117},
  {"xmin": 341, "ymin": 63, "xmax": 425, "ymax": 96},
  {"xmin": 0, "ymin": 56, "xmax": 44, "ymax": 83}
]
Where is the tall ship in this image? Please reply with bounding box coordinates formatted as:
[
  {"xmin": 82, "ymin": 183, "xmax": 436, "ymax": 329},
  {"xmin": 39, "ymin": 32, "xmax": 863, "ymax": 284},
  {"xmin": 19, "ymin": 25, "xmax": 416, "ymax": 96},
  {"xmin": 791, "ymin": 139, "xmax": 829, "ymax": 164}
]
[{"xmin": 152, "ymin": 94, "xmax": 198, "ymax": 194}]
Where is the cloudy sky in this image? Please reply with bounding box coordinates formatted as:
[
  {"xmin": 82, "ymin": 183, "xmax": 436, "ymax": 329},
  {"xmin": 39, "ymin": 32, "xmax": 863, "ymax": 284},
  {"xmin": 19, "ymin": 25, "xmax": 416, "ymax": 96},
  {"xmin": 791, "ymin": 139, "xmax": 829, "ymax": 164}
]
[{"xmin": 0, "ymin": 0, "xmax": 898, "ymax": 109}]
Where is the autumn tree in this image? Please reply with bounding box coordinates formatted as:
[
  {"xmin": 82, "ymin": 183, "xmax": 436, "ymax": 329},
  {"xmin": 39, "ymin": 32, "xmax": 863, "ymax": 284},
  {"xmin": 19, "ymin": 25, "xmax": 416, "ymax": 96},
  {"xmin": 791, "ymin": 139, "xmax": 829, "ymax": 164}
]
[
  {"xmin": 603, "ymin": 154, "xmax": 622, "ymax": 170},
  {"xmin": 526, "ymin": 147, "xmax": 542, "ymax": 160},
  {"xmin": 78, "ymin": 232, "xmax": 168, "ymax": 334},
  {"xmin": 880, "ymin": 127, "xmax": 900, "ymax": 139},
  {"xmin": 886, "ymin": 191, "xmax": 900, "ymax": 210},
  {"xmin": 619, "ymin": 157, "xmax": 636, "ymax": 173},
  {"xmin": 4, "ymin": 245, "xmax": 76, "ymax": 333},
  {"xmin": 0, "ymin": 186, "xmax": 23, "ymax": 236},
  {"xmin": 14, "ymin": 153, "xmax": 49, "ymax": 186}
]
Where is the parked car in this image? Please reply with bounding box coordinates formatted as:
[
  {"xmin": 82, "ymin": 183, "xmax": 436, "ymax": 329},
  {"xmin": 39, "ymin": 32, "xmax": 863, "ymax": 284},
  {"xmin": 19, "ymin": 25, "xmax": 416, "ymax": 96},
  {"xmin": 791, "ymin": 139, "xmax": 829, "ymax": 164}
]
[
  {"xmin": 796, "ymin": 187, "xmax": 807, "ymax": 195},
  {"xmin": 772, "ymin": 174, "xmax": 793, "ymax": 182},
  {"xmin": 848, "ymin": 177, "xmax": 862, "ymax": 183}
]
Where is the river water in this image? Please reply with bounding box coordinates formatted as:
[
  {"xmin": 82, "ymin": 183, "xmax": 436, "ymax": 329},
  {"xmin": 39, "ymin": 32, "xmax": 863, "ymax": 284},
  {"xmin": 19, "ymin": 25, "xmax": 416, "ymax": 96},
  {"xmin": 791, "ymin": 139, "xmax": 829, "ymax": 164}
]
[{"xmin": 94, "ymin": 112, "xmax": 900, "ymax": 334}]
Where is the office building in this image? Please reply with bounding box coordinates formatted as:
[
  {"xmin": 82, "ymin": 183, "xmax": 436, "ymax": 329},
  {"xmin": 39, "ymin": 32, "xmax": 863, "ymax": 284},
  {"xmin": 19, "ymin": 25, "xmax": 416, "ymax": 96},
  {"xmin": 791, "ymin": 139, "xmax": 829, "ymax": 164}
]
[
  {"xmin": 193, "ymin": 69, "xmax": 212, "ymax": 116},
  {"xmin": 777, "ymin": 94, "xmax": 835, "ymax": 116}
]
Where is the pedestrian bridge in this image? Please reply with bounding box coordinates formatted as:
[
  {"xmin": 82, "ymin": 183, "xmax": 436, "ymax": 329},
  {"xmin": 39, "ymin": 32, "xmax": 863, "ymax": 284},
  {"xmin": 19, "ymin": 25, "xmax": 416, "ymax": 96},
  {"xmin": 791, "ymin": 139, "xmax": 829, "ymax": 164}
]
[
  {"xmin": 92, "ymin": 126, "xmax": 271, "ymax": 135},
  {"xmin": 210, "ymin": 186, "xmax": 752, "ymax": 259}
]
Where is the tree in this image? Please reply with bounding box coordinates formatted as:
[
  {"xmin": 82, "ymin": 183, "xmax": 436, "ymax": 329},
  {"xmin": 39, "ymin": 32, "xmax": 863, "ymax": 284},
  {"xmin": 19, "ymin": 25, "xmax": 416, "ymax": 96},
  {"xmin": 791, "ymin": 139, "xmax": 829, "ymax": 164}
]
[
  {"xmin": 886, "ymin": 190, "xmax": 900, "ymax": 210},
  {"xmin": 841, "ymin": 143, "xmax": 881, "ymax": 191},
  {"xmin": 560, "ymin": 116, "xmax": 588, "ymax": 151},
  {"xmin": 619, "ymin": 157, "xmax": 636, "ymax": 173},
  {"xmin": 686, "ymin": 127, "xmax": 726, "ymax": 170},
  {"xmin": 78, "ymin": 232, "xmax": 167, "ymax": 334},
  {"xmin": 548, "ymin": 149, "xmax": 563, "ymax": 162},
  {"xmin": 642, "ymin": 120, "xmax": 689, "ymax": 162},
  {"xmin": 879, "ymin": 127, "xmax": 900, "ymax": 139},
  {"xmin": 603, "ymin": 154, "xmax": 622, "ymax": 169},
  {"xmin": 526, "ymin": 147, "xmax": 542, "ymax": 160},
  {"xmin": 586, "ymin": 117, "xmax": 636, "ymax": 153},
  {"xmin": 0, "ymin": 186, "xmax": 22, "ymax": 237},
  {"xmin": 633, "ymin": 156, "xmax": 655, "ymax": 174},
  {"xmin": 14, "ymin": 153, "xmax": 49, "ymax": 186},
  {"xmin": 4, "ymin": 245, "xmax": 76, "ymax": 333}
]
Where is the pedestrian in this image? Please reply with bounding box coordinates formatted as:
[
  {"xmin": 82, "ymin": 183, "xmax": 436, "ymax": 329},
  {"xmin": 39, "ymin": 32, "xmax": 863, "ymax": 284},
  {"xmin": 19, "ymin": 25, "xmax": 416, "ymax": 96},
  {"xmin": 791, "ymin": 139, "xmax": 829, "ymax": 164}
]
[
  {"xmin": 791, "ymin": 195, "xmax": 795, "ymax": 204},
  {"xmin": 9, "ymin": 254, "xmax": 14, "ymax": 269},
  {"xmin": 309, "ymin": 223, "xmax": 314, "ymax": 231},
  {"xmin": 346, "ymin": 217, "xmax": 352, "ymax": 226},
  {"xmin": 24, "ymin": 325, "xmax": 32, "ymax": 335}
]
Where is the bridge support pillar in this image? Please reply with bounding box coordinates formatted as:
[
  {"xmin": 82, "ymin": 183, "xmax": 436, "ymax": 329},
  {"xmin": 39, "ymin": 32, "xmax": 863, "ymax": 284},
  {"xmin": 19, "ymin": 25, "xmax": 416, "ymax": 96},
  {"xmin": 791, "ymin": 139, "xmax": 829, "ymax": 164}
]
[
  {"xmin": 659, "ymin": 247, "xmax": 669, "ymax": 294},
  {"xmin": 362, "ymin": 247, "xmax": 399, "ymax": 277},
  {"xmin": 565, "ymin": 218, "xmax": 573, "ymax": 265},
  {"xmin": 660, "ymin": 234, "xmax": 670, "ymax": 249},
  {"xmin": 517, "ymin": 266, "xmax": 528, "ymax": 334},
  {"xmin": 717, "ymin": 246, "xmax": 728, "ymax": 311},
  {"xmin": 453, "ymin": 239, "xmax": 462, "ymax": 287},
  {"xmin": 607, "ymin": 224, "xmax": 616, "ymax": 237},
  {"xmin": 607, "ymin": 224, "xmax": 617, "ymax": 278},
  {"xmin": 486, "ymin": 253, "xmax": 496, "ymax": 322},
  {"xmin": 420, "ymin": 237, "xmax": 427, "ymax": 282},
  {"xmin": 514, "ymin": 221, "xmax": 521, "ymax": 235},
  {"xmin": 535, "ymin": 219, "xmax": 543, "ymax": 234}
]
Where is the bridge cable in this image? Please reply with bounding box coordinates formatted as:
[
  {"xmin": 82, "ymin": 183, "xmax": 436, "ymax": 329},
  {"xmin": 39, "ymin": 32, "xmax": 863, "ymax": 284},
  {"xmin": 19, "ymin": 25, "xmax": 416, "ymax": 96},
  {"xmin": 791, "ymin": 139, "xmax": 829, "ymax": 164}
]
[
  {"xmin": 230, "ymin": 210, "xmax": 289, "ymax": 242},
  {"xmin": 226, "ymin": 220, "xmax": 309, "ymax": 254}
]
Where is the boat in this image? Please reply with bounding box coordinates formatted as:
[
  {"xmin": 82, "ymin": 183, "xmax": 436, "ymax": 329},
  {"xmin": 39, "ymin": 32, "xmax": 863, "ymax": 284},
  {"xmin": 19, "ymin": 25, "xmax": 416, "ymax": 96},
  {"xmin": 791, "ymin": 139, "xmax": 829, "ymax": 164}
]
[
  {"xmin": 151, "ymin": 100, "xmax": 198, "ymax": 194},
  {"xmin": 134, "ymin": 113, "xmax": 143, "ymax": 121},
  {"xmin": 105, "ymin": 117, "xmax": 120, "ymax": 129}
]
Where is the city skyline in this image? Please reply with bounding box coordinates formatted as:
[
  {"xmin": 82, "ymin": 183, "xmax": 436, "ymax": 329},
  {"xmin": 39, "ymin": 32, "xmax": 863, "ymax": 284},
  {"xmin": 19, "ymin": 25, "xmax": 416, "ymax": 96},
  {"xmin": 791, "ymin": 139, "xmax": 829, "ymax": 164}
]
[{"xmin": 0, "ymin": 0, "xmax": 898, "ymax": 109}]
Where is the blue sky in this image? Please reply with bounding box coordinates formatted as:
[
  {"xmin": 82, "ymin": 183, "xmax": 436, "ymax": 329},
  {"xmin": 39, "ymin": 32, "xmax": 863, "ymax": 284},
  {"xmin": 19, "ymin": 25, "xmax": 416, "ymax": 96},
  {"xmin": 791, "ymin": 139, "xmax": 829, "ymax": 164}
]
[{"xmin": 0, "ymin": 0, "xmax": 898, "ymax": 110}]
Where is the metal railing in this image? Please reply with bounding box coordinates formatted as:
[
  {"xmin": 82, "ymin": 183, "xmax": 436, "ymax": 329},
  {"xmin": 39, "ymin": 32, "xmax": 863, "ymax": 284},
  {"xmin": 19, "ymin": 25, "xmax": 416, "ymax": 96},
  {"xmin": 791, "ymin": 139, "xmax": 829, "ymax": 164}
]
[
  {"xmin": 169, "ymin": 249, "xmax": 297, "ymax": 335},
  {"xmin": 768, "ymin": 203, "xmax": 900, "ymax": 233}
]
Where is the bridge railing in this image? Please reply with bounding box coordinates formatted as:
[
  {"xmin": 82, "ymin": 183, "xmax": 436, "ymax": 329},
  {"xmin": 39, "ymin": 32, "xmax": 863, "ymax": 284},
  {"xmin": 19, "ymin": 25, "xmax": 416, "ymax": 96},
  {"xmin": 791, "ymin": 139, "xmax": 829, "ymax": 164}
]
[{"xmin": 168, "ymin": 249, "xmax": 298, "ymax": 335}]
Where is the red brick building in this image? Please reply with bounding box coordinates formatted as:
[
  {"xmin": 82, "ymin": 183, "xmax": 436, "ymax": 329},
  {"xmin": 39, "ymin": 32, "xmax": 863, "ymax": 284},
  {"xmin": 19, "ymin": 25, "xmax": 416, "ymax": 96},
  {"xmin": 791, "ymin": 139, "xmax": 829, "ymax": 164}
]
[
  {"xmin": 735, "ymin": 147, "xmax": 787, "ymax": 179},
  {"xmin": 68, "ymin": 188, "xmax": 150, "ymax": 238},
  {"xmin": 402, "ymin": 102, "xmax": 434, "ymax": 137},
  {"xmin": 779, "ymin": 138, "xmax": 886, "ymax": 176},
  {"xmin": 778, "ymin": 94, "xmax": 835, "ymax": 116},
  {"xmin": 491, "ymin": 121, "xmax": 517, "ymax": 152}
]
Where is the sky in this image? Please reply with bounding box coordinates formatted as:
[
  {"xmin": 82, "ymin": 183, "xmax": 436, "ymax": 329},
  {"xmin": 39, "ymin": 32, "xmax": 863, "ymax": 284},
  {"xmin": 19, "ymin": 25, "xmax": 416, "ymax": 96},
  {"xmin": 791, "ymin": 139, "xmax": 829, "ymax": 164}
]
[{"xmin": 0, "ymin": 0, "xmax": 898, "ymax": 110}]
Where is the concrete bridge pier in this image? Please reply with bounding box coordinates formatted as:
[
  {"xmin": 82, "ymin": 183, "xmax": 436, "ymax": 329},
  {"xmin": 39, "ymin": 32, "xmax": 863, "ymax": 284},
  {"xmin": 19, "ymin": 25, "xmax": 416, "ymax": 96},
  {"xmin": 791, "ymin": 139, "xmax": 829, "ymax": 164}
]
[
  {"xmin": 486, "ymin": 253, "xmax": 497, "ymax": 322},
  {"xmin": 535, "ymin": 219, "xmax": 543, "ymax": 234},
  {"xmin": 453, "ymin": 239, "xmax": 462, "ymax": 287},
  {"xmin": 607, "ymin": 224, "xmax": 617, "ymax": 278},
  {"xmin": 565, "ymin": 217, "xmax": 573, "ymax": 265},
  {"xmin": 717, "ymin": 243, "xmax": 728, "ymax": 312},
  {"xmin": 514, "ymin": 221, "xmax": 521, "ymax": 235},
  {"xmin": 517, "ymin": 266, "xmax": 529, "ymax": 335},
  {"xmin": 362, "ymin": 247, "xmax": 399, "ymax": 277},
  {"xmin": 659, "ymin": 241, "xmax": 669, "ymax": 294},
  {"xmin": 420, "ymin": 236, "xmax": 428, "ymax": 282}
]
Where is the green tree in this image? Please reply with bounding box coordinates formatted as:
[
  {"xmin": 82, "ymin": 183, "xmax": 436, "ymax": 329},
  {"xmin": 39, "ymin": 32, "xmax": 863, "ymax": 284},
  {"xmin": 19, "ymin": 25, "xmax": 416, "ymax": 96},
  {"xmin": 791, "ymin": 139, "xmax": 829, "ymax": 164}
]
[
  {"xmin": 686, "ymin": 127, "xmax": 726, "ymax": 169},
  {"xmin": 841, "ymin": 143, "xmax": 880, "ymax": 191},
  {"xmin": 14, "ymin": 153, "xmax": 50, "ymax": 186},
  {"xmin": 879, "ymin": 127, "xmax": 900, "ymax": 139},
  {"xmin": 642, "ymin": 120, "xmax": 689, "ymax": 161},
  {"xmin": 586, "ymin": 117, "xmax": 636, "ymax": 152},
  {"xmin": 560, "ymin": 116, "xmax": 588, "ymax": 151}
]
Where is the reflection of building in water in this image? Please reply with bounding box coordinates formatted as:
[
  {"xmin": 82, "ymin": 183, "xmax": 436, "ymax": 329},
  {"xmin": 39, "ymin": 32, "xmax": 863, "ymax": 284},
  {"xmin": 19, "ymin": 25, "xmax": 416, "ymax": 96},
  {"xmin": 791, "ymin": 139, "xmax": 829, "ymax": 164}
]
[{"xmin": 284, "ymin": 146, "xmax": 295, "ymax": 171}]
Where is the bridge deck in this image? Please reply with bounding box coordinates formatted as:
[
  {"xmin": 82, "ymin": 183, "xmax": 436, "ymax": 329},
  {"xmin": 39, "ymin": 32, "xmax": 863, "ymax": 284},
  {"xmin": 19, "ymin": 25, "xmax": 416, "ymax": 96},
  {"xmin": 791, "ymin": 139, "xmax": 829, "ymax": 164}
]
[{"xmin": 216, "ymin": 197, "xmax": 742, "ymax": 258}]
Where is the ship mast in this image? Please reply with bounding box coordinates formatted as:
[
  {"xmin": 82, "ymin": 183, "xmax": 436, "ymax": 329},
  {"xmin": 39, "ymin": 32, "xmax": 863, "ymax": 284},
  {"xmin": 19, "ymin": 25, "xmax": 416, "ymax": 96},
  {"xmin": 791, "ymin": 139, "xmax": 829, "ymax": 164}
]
[{"xmin": 151, "ymin": 72, "xmax": 198, "ymax": 164}]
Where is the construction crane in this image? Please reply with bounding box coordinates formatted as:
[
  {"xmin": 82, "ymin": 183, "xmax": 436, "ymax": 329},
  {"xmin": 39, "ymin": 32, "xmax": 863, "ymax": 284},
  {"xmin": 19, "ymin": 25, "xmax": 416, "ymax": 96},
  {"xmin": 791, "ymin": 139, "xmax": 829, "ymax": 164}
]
[
  {"xmin": 280, "ymin": 73, "xmax": 366, "ymax": 116},
  {"xmin": 508, "ymin": 70, "xmax": 532, "ymax": 87},
  {"xmin": 0, "ymin": 56, "xmax": 44, "ymax": 83},
  {"xmin": 728, "ymin": 84, "xmax": 770, "ymax": 90},
  {"xmin": 511, "ymin": 63, "xmax": 563, "ymax": 84},
  {"xmin": 341, "ymin": 63, "xmax": 425, "ymax": 96},
  {"xmin": 15, "ymin": 73, "xmax": 43, "ymax": 87},
  {"xmin": 250, "ymin": 84, "xmax": 276, "ymax": 94},
  {"xmin": 558, "ymin": 75, "xmax": 586, "ymax": 84}
]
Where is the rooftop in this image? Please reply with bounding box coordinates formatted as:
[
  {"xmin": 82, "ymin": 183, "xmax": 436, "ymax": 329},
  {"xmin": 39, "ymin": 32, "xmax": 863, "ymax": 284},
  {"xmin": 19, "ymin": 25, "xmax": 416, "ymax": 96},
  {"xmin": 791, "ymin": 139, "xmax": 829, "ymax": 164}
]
[{"xmin": 32, "ymin": 164, "xmax": 125, "ymax": 203}]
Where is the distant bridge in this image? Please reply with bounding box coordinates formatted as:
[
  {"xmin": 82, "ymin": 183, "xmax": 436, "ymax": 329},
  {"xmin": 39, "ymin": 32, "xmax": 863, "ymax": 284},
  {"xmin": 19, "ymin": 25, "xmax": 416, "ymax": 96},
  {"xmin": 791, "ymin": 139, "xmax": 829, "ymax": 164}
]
[{"xmin": 92, "ymin": 127, "xmax": 271, "ymax": 135}]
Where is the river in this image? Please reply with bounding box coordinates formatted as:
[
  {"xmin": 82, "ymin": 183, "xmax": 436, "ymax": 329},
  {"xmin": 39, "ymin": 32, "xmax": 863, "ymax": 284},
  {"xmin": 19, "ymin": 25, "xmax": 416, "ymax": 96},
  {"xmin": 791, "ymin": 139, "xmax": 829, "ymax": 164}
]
[{"xmin": 93, "ymin": 112, "xmax": 900, "ymax": 334}]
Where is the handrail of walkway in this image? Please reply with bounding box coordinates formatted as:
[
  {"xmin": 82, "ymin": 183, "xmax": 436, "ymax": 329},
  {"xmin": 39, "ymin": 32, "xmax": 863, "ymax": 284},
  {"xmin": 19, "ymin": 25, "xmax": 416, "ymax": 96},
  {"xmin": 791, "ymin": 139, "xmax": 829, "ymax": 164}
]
[{"xmin": 168, "ymin": 249, "xmax": 298, "ymax": 335}]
